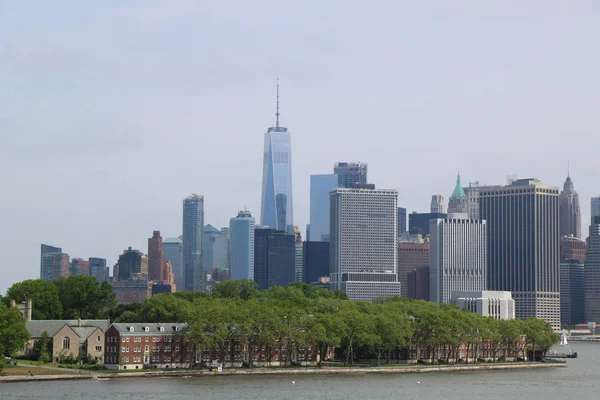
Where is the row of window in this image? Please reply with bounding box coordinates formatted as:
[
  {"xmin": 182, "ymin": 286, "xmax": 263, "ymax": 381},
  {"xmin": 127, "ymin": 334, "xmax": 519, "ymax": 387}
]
[{"xmin": 108, "ymin": 335, "xmax": 177, "ymax": 343}]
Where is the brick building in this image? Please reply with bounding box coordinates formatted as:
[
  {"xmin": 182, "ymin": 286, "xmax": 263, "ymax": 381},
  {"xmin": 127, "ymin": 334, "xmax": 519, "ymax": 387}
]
[{"xmin": 397, "ymin": 242, "xmax": 430, "ymax": 299}]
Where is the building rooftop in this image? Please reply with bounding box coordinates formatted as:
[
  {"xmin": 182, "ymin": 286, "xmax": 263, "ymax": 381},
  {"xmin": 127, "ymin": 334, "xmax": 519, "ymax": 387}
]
[
  {"xmin": 111, "ymin": 322, "xmax": 188, "ymax": 334},
  {"xmin": 26, "ymin": 319, "xmax": 110, "ymax": 338},
  {"xmin": 163, "ymin": 238, "xmax": 183, "ymax": 244},
  {"xmin": 450, "ymin": 173, "xmax": 466, "ymax": 200}
]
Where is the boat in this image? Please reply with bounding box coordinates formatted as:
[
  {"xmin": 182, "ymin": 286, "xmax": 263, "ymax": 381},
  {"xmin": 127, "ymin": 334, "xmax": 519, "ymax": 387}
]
[{"xmin": 560, "ymin": 333, "xmax": 568, "ymax": 346}]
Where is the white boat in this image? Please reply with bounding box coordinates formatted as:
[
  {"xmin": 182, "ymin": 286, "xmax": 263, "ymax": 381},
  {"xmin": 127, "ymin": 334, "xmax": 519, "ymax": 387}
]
[{"xmin": 560, "ymin": 332, "xmax": 568, "ymax": 346}]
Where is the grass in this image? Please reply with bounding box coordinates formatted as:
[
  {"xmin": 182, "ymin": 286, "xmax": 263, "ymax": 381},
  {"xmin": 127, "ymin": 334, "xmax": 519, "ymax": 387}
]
[{"xmin": 1, "ymin": 365, "xmax": 76, "ymax": 376}]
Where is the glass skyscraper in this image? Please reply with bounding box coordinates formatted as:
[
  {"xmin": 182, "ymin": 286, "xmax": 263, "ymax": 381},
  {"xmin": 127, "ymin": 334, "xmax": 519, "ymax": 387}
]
[
  {"xmin": 183, "ymin": 194, "xmax": 204, "ymax": 292},
  {"xmin": 230, "ymin": 210, "xmax": 255, "ymax": 281},
  {"xmin": 309, "ymin": 173, "xmax": 338, "ymax": 242},
  {"xmin": 260, "ymin": 83, "xmax": 293, "ymax": 234}
]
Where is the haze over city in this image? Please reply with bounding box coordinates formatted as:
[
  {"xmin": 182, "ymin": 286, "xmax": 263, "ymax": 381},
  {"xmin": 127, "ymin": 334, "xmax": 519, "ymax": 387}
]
[{"xmin": 1, "ymin": 1, "xmax": 599, "ymax": 293}]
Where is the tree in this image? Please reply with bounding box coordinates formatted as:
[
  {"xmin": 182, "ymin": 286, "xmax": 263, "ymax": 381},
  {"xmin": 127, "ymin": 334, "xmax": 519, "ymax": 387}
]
[
  {"xmin": 34, "ymin": 331, "xmax": 52, "ymax": 365},
  {"xmin": 211, "ymin": 280, "xmax": 259, "ymax": 300},
  {"xmin": 7, "ymin": 279, "xmax": 63, "ymax": 320},
  {"xmin": 307, "ymin": 312, "xmax": 344, "ymax": 367},
  {"xmin": 522, "ymin": 318, "xmax": 559, "ymax": 361},
  {"xmin": 0, "ymin": 302, "xmax": 30, "ymax": 358},
  {"xmin": 53, "ymin": 276, "xmax": 116, "ymax": 319}
]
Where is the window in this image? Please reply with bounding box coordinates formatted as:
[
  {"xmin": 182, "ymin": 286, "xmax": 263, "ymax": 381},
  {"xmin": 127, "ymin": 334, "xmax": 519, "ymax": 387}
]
[
  {"xmin": 97, "ymin": 335, "xmax": 101, "ymax": 342},
  {"xmin": 145, "ymin": 345, "xmax": 149, "ymax": 352},
  {"xmin": 96, "ymin": 346, "xmax": 102, "ymax": 352},
  {"xmin": 160, "ymin": 327, "xmax": 165, "ymax": 332},
  {"xmin": 63, "ymin": 337, "xmax": 70, "ymax": 350}
]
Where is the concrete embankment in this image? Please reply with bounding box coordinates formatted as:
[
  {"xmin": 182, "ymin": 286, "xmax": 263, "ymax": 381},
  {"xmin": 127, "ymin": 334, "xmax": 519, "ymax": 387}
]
[{"xmin": 0, "ymin": 374, "xmax": 93, "ymax": 383}]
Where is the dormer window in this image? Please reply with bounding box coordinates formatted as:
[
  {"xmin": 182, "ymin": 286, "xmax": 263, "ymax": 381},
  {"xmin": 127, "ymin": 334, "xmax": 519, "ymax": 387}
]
[
  {"xmin": 145, "ymin": 326, "xmax": 149, "ymax": 332},
  {"xmin": 129, "ymin": 327, "xmax": 135, "ymax": 332},
  {"xmin": 160, "ymin": 327, "xmax": 165, "ymax": 332},
  {"xmin": 175, "ymin": 326, "xmax": 180, "ymax": 332}
]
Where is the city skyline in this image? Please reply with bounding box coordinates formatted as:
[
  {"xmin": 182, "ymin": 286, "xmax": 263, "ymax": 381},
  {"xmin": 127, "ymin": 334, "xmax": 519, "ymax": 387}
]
[{"xmin": 2, "ymin": 2, "xmax": 600, "ymax": 294}]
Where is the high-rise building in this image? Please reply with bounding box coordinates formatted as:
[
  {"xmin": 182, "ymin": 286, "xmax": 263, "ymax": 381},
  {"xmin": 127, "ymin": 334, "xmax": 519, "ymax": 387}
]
[
  {"xmin": 397, "ymin": 242, "xmax": 430, "ymax": 300},
  {"xmin": 330, "ymin": 186, "xmax": 401, "ymax": 301},
  {"xmin": 114, "ymin": 247, "xmax": 148, "ymax": 281},
  {"xmin": 89, "ymin": 257, "xmax": 109, "ymax": 283},
  {"xmin": 254, "ymin": 228, "xmax": 295, "ymax": 290},
  {"xmin": 560, "ymin": 259, "xmax": 585, "ymax": 326},
  {"xmin": 480, "ymin": 178, "xmax": 560, "ymax": 327},
  {"xmin": 334, "ymin": 162, "xmax": 367, "ymax": 188},
  {"xmin": 408, "ymin": 212, "xmax": 447, "ymax": 236},
  {"xmin": 592, "ymin": 197, "xmax": 600, "ymax": 222},
  {"xmin": 447, "ymin": 173, "xmax": 469, "ymax": 214},
  {"xmin": 309, "ymin": 174, "xmax": 338, "ymax": 242},
  {"xmin": 229, "ymin": 210, "xmax": 255, "ymax": 281},
  {"xmin": 183, "ymin": 194, "xmax": 204, "ymax": 292},
  {"xmin": 40, "ymin": 244, "xmax": 68, "ymax": 281},
  {"xmin": 294, "ymin": 227, "xmax": 303, "ymax": 282},
  {"xmin": 560, "ymin": 236, "xmax": 586, "ymax": 264},
  {"xmin": 260, "ymin": 82, "xmax": 293, "ymax": 234},
  {"xmin": 430, "ymin": 194, "xmax": 446, "ymax": 214},
  {"xmin": 429, "ymin": 215, "xmax": 487, "ymax": 304},
  {"xmin": 398, "ymin": 207, "xmax": 407, "ymax": 235},
  {"xmin": 464, "ymin": 181, "xmax": 481, "ymax": 220},
  {"xmin": 559, "ymin": 174, "xmax": 582, "ymax": 239},
  {"xmin": 203, "ymin": 225, "xmax": 229, "ymax": 274},
  {"xmin": 585, "ymin": 216, "xmax": 600, "ymax": 323},
  {"xmin": 69, "ymin": 258, "xmax": 90, "ymax": 277},
  {"xmin": 163, "ymin": 238, "xmax": 183, "ymax": 290},
  {"xmin": 303, "ymin": 241, "xmax": 329, "ymax": 284},
  {"xmin": 148, "ymin": 231, "xmax": 166, "ymax": 281}
]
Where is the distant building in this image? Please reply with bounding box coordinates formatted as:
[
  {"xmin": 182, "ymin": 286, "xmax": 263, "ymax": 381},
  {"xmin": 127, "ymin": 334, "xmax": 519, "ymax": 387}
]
[
  {"xmin": 163, "ymin": 238, "xmax": 183, "ymax": 291},
  {"xmin": 334, "ymin": 161, "xmax": 367, "ymax": 188},
  {"xmin": 585, "ymin": 216, "xmax": 600, "ymax": 323},
  {"xmin": 330, "ymin": 186, "xmax": 401, "ymax": 301},
  {"xmin": 203, "ymin": 224, "xmax": 229, "ymax": 275},
  {"xmin": 309, "ymin": 173, "xmax": 338, "ymax": 241},
  {"xmin": 592, "ymin": 197, "xmax": 600, "ymax": 221},
  {"xmin": 398, "ymin": 207, "xmax": 407, "ymax": 235},
  {"xmin": 229, "ymin": 210, "xmax": 255, "ymax": 281},
  {"xmin": 254, "ymin": 227, "xmax": 295, "ymax": 290},
  {"xmin": 114, "ymin": 247, "xmax": 148, "ymax": 281},
  {"xmin": 40, "ymin": 244, "xmax": 69, "ymax": 281},
  {"xmin": 464, "ymin": 181, "xmax": 481, "ymax": 220},
  {"xmin": 447, "ymin": 173, "xmax": 469, "ymax": 214},
  {"xmin": 70, "ymin": 258, "xmax": 89, "ymax": 277},
  {"xmin": 408, "ymin": 212, "xmax": 447, "ymax": 236},
  {"xmin": 451, "ymin": 291, "xmax": 515, "ymax": 320},
  {"xmin": 429, "ymin": 215, "xmax": 487, "ymax": 304},
  {"xmin": 430, "ymin": 194, "xmax": 446, "ymax": 214},
  {"xmin": 559, "ymin": 174, "xmax": 582, "ymax": 239},
  {"xmin": 560, "ymin": 260, "xmax": 585, "ymax": 326},
  {"xmin": 148, "ymin": 231, "xmax": 166, "ymax": 281},
  {"xmin": 560, "ymin": 236, "xmax": 586, "ymax": 263},
  {"xmin": 303, "ymin": 241, "xmax": 330, "ymax": 284},
  {"xmin": 112, "ymin": 277, "xmax": 153, "ymax": 305},
  {"xmin": 183, "ymin": 194, "xmax": 204, "ymax": 291},
  {"xmin": 89, "ymin": 258, "xmax": 109, "ymax": 283},
  {"xmin": 397, "ymin": 242, "xmax": 430, "ymax": 300},
  {"xmin": 480, "ymin": 178, "xmax": 560, "ymax": 328},
  {"xmin": 407, "ymin": 267, "xmax": 430, "ymax": 300},
  {"xmin": 294, "ymin": 227, "xmax": 303, "ymax": 282}
]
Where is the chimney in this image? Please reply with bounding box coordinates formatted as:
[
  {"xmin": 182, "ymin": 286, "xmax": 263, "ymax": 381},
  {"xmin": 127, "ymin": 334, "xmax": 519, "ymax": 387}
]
[
  {"xmin": 78, "ymin": 318, "xmax": 82, "ymax": 327},
  {"xmin": 25, "ymin": 299, "xmax": 33, "ymax": 321}
]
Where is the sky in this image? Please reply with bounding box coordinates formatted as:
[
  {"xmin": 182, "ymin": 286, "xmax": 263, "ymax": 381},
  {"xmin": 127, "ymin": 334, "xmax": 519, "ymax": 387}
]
[{"xmin": 1, "ymin": 1, "xmax": 599, "ymax": 294}]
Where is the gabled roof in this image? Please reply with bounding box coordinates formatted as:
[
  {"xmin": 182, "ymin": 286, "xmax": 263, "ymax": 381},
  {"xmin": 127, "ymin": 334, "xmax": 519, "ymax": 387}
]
[
  {"xmin": 27, "ymin": 319, "xmax": 110, "ymax": 338},
  {"xmin": 71, "ymin": 326, "xmax": 102, "ymax": 339},
  {"xmin": 110, "ymin": 322, "xmax": 188, "ymax": 334},
  {"xmin": 203, "ymin": 224, "xmax": 220, "ymax": 233},
  {"xmin": 450, "ymin": 172, "xmax": 466, "ymax": 200}
]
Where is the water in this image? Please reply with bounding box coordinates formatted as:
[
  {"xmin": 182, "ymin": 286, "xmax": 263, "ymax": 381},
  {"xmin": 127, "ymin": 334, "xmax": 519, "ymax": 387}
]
[{"xmin": 2, "ymin": 342, "xmax": 599, "ymax": 400}]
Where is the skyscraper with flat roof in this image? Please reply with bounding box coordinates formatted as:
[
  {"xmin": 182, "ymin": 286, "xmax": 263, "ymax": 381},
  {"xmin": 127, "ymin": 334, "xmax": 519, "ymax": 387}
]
[
  {"xmin": 334, "ymin": 162, "xmax": 367, "ymax": 188},
  {"xmin": 70, "ymin": 258, "xmax": 90, "ymax": 277},
  {"xmin": 163, "ymin": 238, "xmax": 183, "ymax": 290},
  {"xmin": 40, "ymin": 244, "xmax": 69, "ymax": 281},
  {"xmin": 229, "ymin": 210, "xmax": 255, "ymax": 281},
  {"xmin": 585, "ymin": 216, "xmax": 600, "ymax": 323},
  {"xmin": 559, "ymin": 174, "xmax": 582, "ymax": 239},
  {"xmin": 430, "ymin": 194, "xmax": 446, "ymax": 214},
  {"xmin": 203, "ymin": 225, "xmax": 229, "ymax": 274},
  {"xmin": 89, "ymin": 257, "xmax": 109, "ymax": 282},
  {"xmin": 479, "ymin": 178, "xmax": 560, "ymax": 328},
  {"xmin": 260, "ymin": 82, "xmax": 293, "ymax": 234},
  {"xmin": 254, "ymin": 227, "xmax": 295, "ymax": 290},
  {"xmin": 148, "ymin": 231, "xmax": 166, "ymax": 281},
  {"xmin": 310, "ymin": 173, "xmax": 338, "ymax": 242},
  {"xmin": 397, "ymin": 207, "xmax": 407, "ymax": 235},
  {"xmin": 592, "ymin": 196, "xmax": 600, "ymax": 222},
  {"xmin": 183, "ymin": 194, "xmax": 204, "ymax": 291}
]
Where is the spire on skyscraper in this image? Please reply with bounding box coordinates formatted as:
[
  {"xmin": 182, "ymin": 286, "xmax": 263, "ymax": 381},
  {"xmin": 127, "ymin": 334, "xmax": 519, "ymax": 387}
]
[
  {"xmin": 450, "ymin": 171, "xmax": 466, "ymax": 200},
  {"xmin": 276, "ymin": 77, "xmax": 280, "ymax": 128}
]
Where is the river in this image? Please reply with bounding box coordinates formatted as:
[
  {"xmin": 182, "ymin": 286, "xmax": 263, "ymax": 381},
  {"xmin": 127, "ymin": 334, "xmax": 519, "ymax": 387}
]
[{"xmin": 2, "ymin": 342, "xmax": 598, "ymax": 400}]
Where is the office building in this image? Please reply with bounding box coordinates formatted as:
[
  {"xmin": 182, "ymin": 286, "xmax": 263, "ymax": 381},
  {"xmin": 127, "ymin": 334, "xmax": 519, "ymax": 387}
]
[
  {"xmin": 40, "ymin": 244, "xmax": 69, "ymax": 281},
  {"xmin": 560, "ymin": 259, "xmax": 585, "ymax": 325},
  {"xmin": 430, "ymin": 194, "xmax": 446, "ymax": 214},
  {"xmin": 69, "ymin": 258, "xmax": 89, "ymax": 277},
  {"xmin": 229, "ymin": 210, "xmax": 255, "ymax": 281},
  {"xmin": 309, "ymin": 173, "xmax": 338, "ymax": 242},
  {"xmin": 260, "ymin": 83, "xmax": 293, "ymax": 233},
  {"xmin": 330, "ymin": 186, "xmax": 401, "ymax": 301},
  {"xmin": 464, "ymin": 181, "xmax": 481, "ymax": 220},
  {"xmin": 429, "ymin": 215, "xmax": 487, "ymax": 304},
  {"xmin": 148, "ymin": 231, "xmax": 166, "ymax": 281},
  {"xmin": 560, "ymin": 236, "xmax": 586, "ymax": 263},
  {"xmin": 592, "ymin": 197, "xmax": 600, "ymax": 221},
  {"xmin": 303, "ymin": 241, "xmax": 330, "ymax": 284},
  {"xmin": 89, "ymin": 257, "xmax": 109, "ymax": 282},
  {"xmin": 398, "ymin": 207, "xmax": 407, "ymax": 235},
  {"xmin": 585, "ymin": 216, "xmax": 600, "ymax": 323},
  {"xmin": 114, "ymin": 247, "xmax": 148, "ymax": 281},
  {"xmin": 112, "ymin": 277, "xmax": 153, "ymax": 305},
  {"xmin": 559, "ymin": 174, "xmax": 582, "ymax": 239},
  {"xmin": 183, "ymin": 194, "xmax": 204, "ymax": 291},
  {"xmin": 254, "ymin": 228, "xmax": 295, "ymax": 290},
  {"xmin": 203, "ymin": 224, "xmax": 229, "ymax": 273},
  {"xmin": 163, "ymin": 238, "xmax": 183, "ymax": 291},
  {"xmin": 408, "ymin": 212, "xmax": 447, "ymax": 236},
  {"xmin": 398, "ymin": 242, "xmax": 430, "ymax": 300},
  {"xmin": 451, "ymin": 291, "xmax": 515, "ymax": 320},
  {"xmin": 480, "ymin": 178, "xmax": 560, "ymax": 328},
  {"xmin": 294, "ymin": 227, "xmax": 303, "ymax": 282},
  {"xmin": 334, "ymin": 162, "xmax": 367, "ymax": 188},
  {"xmin": 447, "ymin": 173, "xmax": 468, "ymax": 214}
]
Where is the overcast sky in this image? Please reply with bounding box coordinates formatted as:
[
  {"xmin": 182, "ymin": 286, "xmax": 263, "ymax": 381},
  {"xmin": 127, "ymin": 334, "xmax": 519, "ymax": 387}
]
[{"xmin": 1, "ymin": 1, "xmax": 599, "ymax": 294}]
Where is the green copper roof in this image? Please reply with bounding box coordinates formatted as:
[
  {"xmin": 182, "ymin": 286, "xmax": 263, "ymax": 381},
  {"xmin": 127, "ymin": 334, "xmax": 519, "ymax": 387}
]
[{"xmin": 450, "ymin": 172, "xmax": 466, "ymax": 199}]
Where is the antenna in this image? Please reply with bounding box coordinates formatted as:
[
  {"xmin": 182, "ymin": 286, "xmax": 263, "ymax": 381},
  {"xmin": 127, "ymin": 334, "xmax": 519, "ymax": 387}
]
[
  {"xmin": 568, "ymin": 161, "xmax": 570, "ymax": 177},
  {"xmin": 276, "ymin": 77, "xmax": 280, "ymax": 128}
]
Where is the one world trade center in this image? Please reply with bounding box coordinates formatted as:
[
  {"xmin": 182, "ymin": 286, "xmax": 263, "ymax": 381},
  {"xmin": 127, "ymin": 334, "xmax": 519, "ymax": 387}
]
[{"xmin": 260, "ymin": 82, "xmax": 293, "ymax": 234}]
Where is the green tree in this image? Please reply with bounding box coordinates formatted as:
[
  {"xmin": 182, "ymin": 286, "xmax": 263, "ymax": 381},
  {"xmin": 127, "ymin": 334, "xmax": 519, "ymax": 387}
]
[
  {"xmin": 307, "ymin": 312, "xmax": 344, "ymax": 367},
  {"xmin": 211, "ymin": 280, "xmax": 259, "ymax": 300},
  {"xmin": 7, "ymin": 279, "xmax": 63, "ymax": 320},
  {"xmin": 0, "ymin": 302, "xmax": 30, "ymax": 358},
  {"xmin": 53, "ymin": 276, "xmax": 116, "ymax": 319},
  {"xmin": 522, "ymin": 318, "xmax": 559, "ymax": 361},
  {"xmin": 34, "ymin": 330, "xmax": 52, "ymax": 364}
]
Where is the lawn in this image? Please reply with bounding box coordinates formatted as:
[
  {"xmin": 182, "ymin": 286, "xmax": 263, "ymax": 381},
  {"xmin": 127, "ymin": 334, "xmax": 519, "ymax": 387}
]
[{"xmin": 1, "ymin": 365, "xmax": 76, "ymax": 376}]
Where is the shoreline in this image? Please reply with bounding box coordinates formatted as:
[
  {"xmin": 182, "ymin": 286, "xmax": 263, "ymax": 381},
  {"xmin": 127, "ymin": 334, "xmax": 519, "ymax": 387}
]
[{"xmin": 0, "ymin": 362, "xmax": 566, "ymax": 383}]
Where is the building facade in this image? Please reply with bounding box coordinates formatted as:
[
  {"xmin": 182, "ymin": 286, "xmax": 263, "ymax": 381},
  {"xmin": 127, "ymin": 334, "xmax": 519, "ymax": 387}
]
[
  {"xmin": 450, "ymin": 291, "xmax": 515, "ymax": 320},
  {"xmin": 430, "ymin": 194, "xmax": 446, "ymax": 214},
  {"xmin": 203, "ymin": 225, "xmax": 229, "ymax": 274},
  {"xmin": 398, "ymin": 207, "xmax": 407, "ymax": 235},
  {"xmin": 40, "ymin": 244, "xmax": 69, "ymax": 281},
  {"xmin": 112, "ymin": 278, "xmax": 153, "ymax": 305},
  {"xmin": 585, "ymin": 216, "xmax": 600, "ymax": 323},
  {"xmin": 183, "ymin": 194, "xmax": 204, "ymax": 291},
  {"xmin": 479, "ymin": 178, "xmax": 560, "ymax": 328},
  {"xmin": 89, "ymin": 257, "xmax": 109, "ymax": 283},
  {"xmin": 464, "ymin": 181, "xmax": 481, "ymax": 220},
  {"xmin": 69, "ymin": 258, "xmax": 89, "ymax": 277},
  {"xmin": 229, "ymin": 210, "xmax": 255, "ymax": 281},
  {"xmin": 294, "ymin": 227, "xmax": 303, "ymax": 282},
  {"xmin": 114, "ymin": 247, "xmax": 148, "ymax": 281},
  {"xmin": 559, "ymin": 175, "xmax": 582, "ymax": 239},
  {"xmin": 148, "ymin": 231, "xmax": 166, "ymax": 281},
  {"xmin": 329, "ymin": 186, "xmax": 401, "ymax": 300},
  {"xmin": 309, "ymin": 173, "xmax": 338, "ymax": 242},
  {"xmin": 429, "ymin": 216, "xmax": 487, "ymax": 304},
  {"xmin": 592, "ymin": 196, "xmax": 600, "ymax": 221},
  {"xmin": 302, "ymin": 241, "xmax": 330, "ymax": 284},
  {"xmin": 408, "ymin": 212, "xmax": 447, "ymax": 236},
  {"xmin": 397, "ymin": 242, "xmax": 430, "ymax": 300},
  {"xmin": 560, "ymin": 260, "xmax": 585, "ymax": 326},
  {"xmin": 254, "ymin": 228, "xmax": 295, "ymax": 290},
  {"xmin": 334, "ymin": 161, "xmax": 367, "ymax": 188},
  {"xmin": 163, "ymin": 238, "xmax": 184, "ymax": 291},
  {"xmin": 260, "ymin": 85, "xmax": 293, "ymax": 234}
]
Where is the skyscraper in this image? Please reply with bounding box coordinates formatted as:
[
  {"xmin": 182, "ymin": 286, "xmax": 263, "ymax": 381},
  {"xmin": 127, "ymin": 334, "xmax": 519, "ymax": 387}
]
[
  {"xmin": 309, "ymin": 173, "xmax": 338, "ymax": 242},
  {"xmin": 163, "ymin": 238, "xmax": 183, "ymax": 290},
  {"xmin": 148, "ymin": 231, "xmax": 166, "ymax": 281},
  {"xmin": 330, "ymin": 185, "xmax": 401, "ymax": 300},
  {"xmin": 397, "ymin": 207, "xmax": 407, "ymax": 236},
  {"xmin": 397, "ymin": 242, "xmax": 430, "ymax": 300},
  {"xmin": 40, "ymin": 244, "xmax": 69, "ymax": 281},
  {"xmin": 183, "ymin": 194, "xmax": 204, "ymax": 292},
  {"xmin": 408, "ymin": 212, "xmax": 447, "ymax": 236},
  {"xmin": 254, "ymin": 227, "xmax": 295, "ymax": 290},
  {"xmin": 203, "ymin": 225, "xmax": 229, "ymax": 273},
  {"xmin": 429, "ymin": 215, "xmax": 487, "ymax": 304},
  {"xmin": 229, "ymin": 210, "xmax": 255, "ymax": 281},
  {"xmin": 464, "ymin": 181, "xmax": 481, "ymax": 220},
  {"xmin": 114, "ymin": 247, "xmax": 148, "ymax": 281},
  {"xmin": 479, "ymin": 178, "xmax": 560, "ymax": 327},
  {"xmin": 430, "ymin": 194, "xmax": 446, "ymax": 214},
  {"xmin": 294, "ymin": 227, "xmax": 303, "ymax": 282},
  {"xmin": 260, "ymin": 82, "xmax": 293, "ymax": 234},
  {"xmin": 89, "ymin": 257, "xmax": 109, "ymax": 283},
  {"xmin": 303, "ymin": 241, "xmax": 329, "ymax": 284},
  {"xmin": 70, "ymin": 258, "xmax": 90, "ymax": 277},
  {"xmin": 559, "ymin": 174, "xmax": 582, "ymax": 239},
  {"xmin": 447, "ymin": 173, "xmax": 468, "ymax": 214},
  {"xmin": 592, "ymin": 196, "xmax": 600, "ymax": 221},
  {"xmin": 585, "ymin": 216, "xmax": 600, "ymax": 323},
  {"xmin": 334, "ymin": 162, "xmax": 367, "ymax": 188}
]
